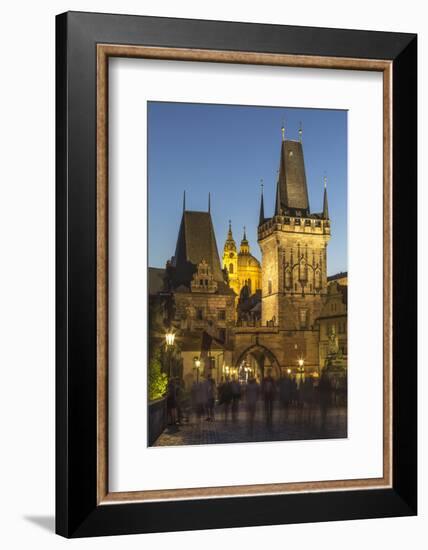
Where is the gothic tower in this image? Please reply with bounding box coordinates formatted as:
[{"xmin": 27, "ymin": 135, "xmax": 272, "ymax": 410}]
[
  {"xmin": 258, "ymin": 129, "xmax": 331, "ymax": 330},
  {"xmin": 222, "ymin": 221, "xmax": 239, "ymax": 294}
]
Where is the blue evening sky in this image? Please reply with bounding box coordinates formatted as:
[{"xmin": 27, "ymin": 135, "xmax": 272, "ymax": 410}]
[{"xmin": 148, "ymin": 102, "xmax": 347, "ymax": 276}]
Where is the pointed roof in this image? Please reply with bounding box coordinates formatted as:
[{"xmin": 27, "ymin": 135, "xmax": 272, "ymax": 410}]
[
  {"xmin": 259, "ymin": 186, "xmax": 265, "ymax": 225},
  {"xmin": 276, "ymin": 140, "xmax": 310, "ymax": 215},
  {"xmin": 240, "ymin": 226, "xmax": 250, "ymax": 254},
  {"xmin": 172, "ymin": 210, "xmax": 223, "ymax": 287},
  {"xmin": 323, "ymin": 176, "xmax": 329, "ymax": 219},
  {"xmin": 227, "ymin": 219, "xmax": 234, "ymax": 241},
  {"xmin": 224, "ymin": 220, "xmax": 237, "ymax": 252}
]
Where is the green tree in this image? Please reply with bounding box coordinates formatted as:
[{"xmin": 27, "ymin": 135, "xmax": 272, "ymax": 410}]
[{"xmin": 148, "ymin": 350, "xmax": 168, "ymax": 401}]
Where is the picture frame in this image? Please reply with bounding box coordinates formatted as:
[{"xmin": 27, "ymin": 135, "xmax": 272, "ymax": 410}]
[{"xmin": 56, "ymin": 11, "xmax": 417, "ymax": 537}]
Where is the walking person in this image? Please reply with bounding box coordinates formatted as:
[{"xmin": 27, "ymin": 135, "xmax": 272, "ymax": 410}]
[
  {"xmin": 262, "ymin": 372, "xmax": 276, "ymax": 430},
  {"xmin": 166, "ymin": 378, "xmax": 178, "ymax": 426},
  {"xmin": 319, "ymin": 372, "xmax": 331, "ymax": 432},
  {"xmin": 245, "ymin": 377, "xmax": 259, "ymax": 435},
  {"xmin": 194, "ymin": 378, "xmax": 207, "ymax": 423},
  {"xmin": 205, "ymin": 374, "xmax": 216, "ymax": 421},
  {"xmin": 279, "ymin": 374, "xmax": 291, "ymax": 422},
  {"xmin": 230, "ymin": 376, "xmax": 241, "ymax": 422},
  {"xmin": 220, "ymin": 377, "xmax": 233, "ymax": 423}
]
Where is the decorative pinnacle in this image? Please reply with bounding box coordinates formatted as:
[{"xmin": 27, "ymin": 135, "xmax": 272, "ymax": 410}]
[
  {"xmin": 299, "ymin": 121, "xmax": 303, "ymax": 143},
  {"xmin": 324, "ymin": 175, "xmax": 327, "ymax": 189},
  {"xmin": 281, "ymin": 120, "xmax": 285, "ymax": 141}
]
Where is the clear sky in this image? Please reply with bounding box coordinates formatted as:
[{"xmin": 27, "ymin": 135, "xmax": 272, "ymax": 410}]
[{"xmin": 148, "ymin": 102, "xmax": 347, "ymax": 276}]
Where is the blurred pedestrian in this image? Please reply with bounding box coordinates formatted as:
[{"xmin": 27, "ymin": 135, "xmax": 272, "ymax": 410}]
[
  {"xmin": 245, "ymin": 377, "xmax": 259, "ymax": 435},
  {"xmin": 205, "ymin": 374, "xmax": 216, "ymax": 421},
  {"xmin": 194, "ymin": 378, "xmax": 207, "ymax": 422},
  {"xmin": 262, "ymin": 373, "xmax": 276, "ymax": 429},
  {"xmin": 319, "ymin": 372, "xmax": 331, "ymax": 431},
  {"xmin": 218, "ymin": 377, "xmax": 233, "ymax": 423},
  {"xmin": 230, "ymin": 376, "xmax": 241, "ymax": 422},
  {"xmin": 166, "ymin": 378, "xmax": 178, "ymax": 426},
  {"xmin": 279, "ymin": 374, "xmax": 292, "ymax": 421}
]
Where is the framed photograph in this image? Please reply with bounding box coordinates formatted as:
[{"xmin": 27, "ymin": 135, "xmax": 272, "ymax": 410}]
[{"xmin": 56, "ymin": 11, "xmax": 417, "ymax": 537}]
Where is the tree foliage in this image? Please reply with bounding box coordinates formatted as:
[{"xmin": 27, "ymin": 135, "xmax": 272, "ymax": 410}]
[{"xmin": 148, "ymin": 349, "xmax": 168, "ymax": 402}]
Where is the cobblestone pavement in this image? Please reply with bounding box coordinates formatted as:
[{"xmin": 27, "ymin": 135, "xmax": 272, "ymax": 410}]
[{"xmin": 153, "ymin": 402, "xmax": 347, "ymax": 447}]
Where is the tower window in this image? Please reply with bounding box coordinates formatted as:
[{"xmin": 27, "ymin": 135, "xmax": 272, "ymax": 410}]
[
  {"xmin": 196, "ymin": 308, "xmax": 203, "ymax": 320},
  {"xmin": 299, "ymin": 309, "xmax": 308, "ymax": 329},
  {"xmin": 229, "ymin": 263, "xmax": 234, "ymax": 274},
  {"xmin": 268, "ymin": 280, "xmax": 272, "ymax": 295},
  {"xmin": 217, "ymin": 309, "xmax": 226, "ymax": 321}
]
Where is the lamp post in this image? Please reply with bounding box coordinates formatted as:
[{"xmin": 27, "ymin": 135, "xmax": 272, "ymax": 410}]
[
  {"xmin": 297, "ymin": 358, "xmax": 305, "ymax": 385},
  {"xmin": 165, "ymin": 330, "xmax": 175, "ymax": 378},
  {"xmin": 194, "ymin": 357, "xmax": 201, "ymax": 383}
]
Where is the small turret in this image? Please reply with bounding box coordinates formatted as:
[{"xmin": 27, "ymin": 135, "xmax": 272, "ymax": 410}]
[
  {"xmin": 323, "ymin": 175, "xmax": 329, "ymax": 219},
  {"xmin": 240, "ymin": 226, "xmax": 250, "ymax": 254},
  {"xmin": 259, "ymin": 179, "xmax": 265, "ymax": 225}
]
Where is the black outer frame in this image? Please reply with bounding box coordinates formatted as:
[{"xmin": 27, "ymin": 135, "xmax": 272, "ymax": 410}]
[{"xmin": 56, "ymin": 11, "xmax": 417, "ymax": 538}]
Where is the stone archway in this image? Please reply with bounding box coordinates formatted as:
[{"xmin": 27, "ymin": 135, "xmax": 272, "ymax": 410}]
[{"xmin": 234, "ymin": 344, "xmax": 281, "ymax": 381}]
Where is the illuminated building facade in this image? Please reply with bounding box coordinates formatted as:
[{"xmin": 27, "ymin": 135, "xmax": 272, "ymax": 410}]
[{"xmin": 222, "ymin": 222, "xmax": 261, "ymax": 297}]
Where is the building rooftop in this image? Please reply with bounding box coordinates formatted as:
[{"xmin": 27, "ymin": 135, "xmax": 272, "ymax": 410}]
[{"xmin": 172, "ymin": 210, "xmax": 223, "ymax": 288}]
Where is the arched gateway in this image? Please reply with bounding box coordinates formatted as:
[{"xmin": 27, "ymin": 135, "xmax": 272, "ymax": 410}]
[{"xmin": 234, "ymin": 344, "xmax": 281, "ymax": 381}]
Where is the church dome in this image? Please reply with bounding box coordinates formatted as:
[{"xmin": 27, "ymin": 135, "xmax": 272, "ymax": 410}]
[{"xmin": 238, "ymin": 253, "xmax": 261, "ymax": 268}]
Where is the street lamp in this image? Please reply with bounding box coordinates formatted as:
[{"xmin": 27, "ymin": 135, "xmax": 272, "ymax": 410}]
[
  {"xmin": 297, "ymin": 358, "xmax": 305, "ymax": 385},
  {"xmin": 165, "ymin": 330, "xmax": 176, "ymax": 378},
  {"xmin": 194, "ymin": 357, "xmax": 201, "ymax": 383},
  {"xmin": 165, "ymin": 331, "xmax": 175, "ymax": 347}
]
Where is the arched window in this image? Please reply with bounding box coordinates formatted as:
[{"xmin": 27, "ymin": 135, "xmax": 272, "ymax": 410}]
[
  {"xmin": 268, "ymin": 280, "xmax": 272, "ymax": 295},
  {"xmin": 315, "ymin": 269, "xmax": 321, "ymax": 290},
  {"xmin": 285, "ymin": 269, "xmax": 291, "ymax": 289},
  {"xmin": 299, "ymin": 258, "xmax": 307, "ymax": 282},
  {"xmin": 229, "ymin": 263, "xmax": 234, "ymax": 274}
]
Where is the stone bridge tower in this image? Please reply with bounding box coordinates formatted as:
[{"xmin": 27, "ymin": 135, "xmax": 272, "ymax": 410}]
[{"xmin": 258, "ymin": 127, "xmax": 331, "ymax": 333}]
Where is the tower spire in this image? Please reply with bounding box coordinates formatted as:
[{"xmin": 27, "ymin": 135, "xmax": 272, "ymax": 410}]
[
  {"xmin": 208, "ymin": 192, "xmax": 211, "ymax": 213},
  {"xmin": 323, "ymin": 175, "xmax": 329, "ymax": 219},
  {"xmin": 183, "ymin": 190, "xmax": 186, "ymax": 212},
  {"xmin": 275, "ymin": 177, "xmax": 282, "ymax": 216},
  {"xmin": 259, "ymin": 179, "xmax": 265, "ymax": 225},
  {"xmin": 299, "ymin": 121, "xmax": 303, "ymax": 143},
  {"xmin": 281, "ymin": 120, "xmax": 285, "ymax": 142},
  {"xmin": 228, "ymin": 219, "xmax": 233, "ymax": 238}
]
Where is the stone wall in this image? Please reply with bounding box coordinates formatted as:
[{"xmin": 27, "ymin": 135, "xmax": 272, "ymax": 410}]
[{"xmin": 148, "ymin": 397, "xmax": 167, "ymax": 446}]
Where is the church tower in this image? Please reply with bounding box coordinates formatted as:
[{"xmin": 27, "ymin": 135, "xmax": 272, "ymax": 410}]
[
  {"xmin": 258, "ymin": 126, "xmax": 331, "ymax": 330},
  {"xmin": 222, "ymin": 221, "xmax": 239, "ymax": 294}
]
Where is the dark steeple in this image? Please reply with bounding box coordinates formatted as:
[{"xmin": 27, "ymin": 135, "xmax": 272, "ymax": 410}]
[
  {"xmin": 183, "ymin": 190, "xmax": 186, "ymax": 212},
  {"xmin": 275, "ymin": 176, "xmax": 282, "ymax": 216},
  {"xmin": 323, "ymin": 175, "xmax": 329, "ymax": 219},
  {"xmin": 208, "ymin": 192, "xmax": 211, "ymax": 213},
  {"xmin": 259, "ymin": 179, "xmax": 265, "ymax": 225},
  {"xmin": 172, "ymin": 209, "xmax": 223, "ymax": 287},
  {"xmin": 276, "ymin": 139, "xmax": 310, "ymax": 216}
]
